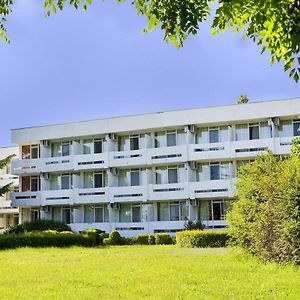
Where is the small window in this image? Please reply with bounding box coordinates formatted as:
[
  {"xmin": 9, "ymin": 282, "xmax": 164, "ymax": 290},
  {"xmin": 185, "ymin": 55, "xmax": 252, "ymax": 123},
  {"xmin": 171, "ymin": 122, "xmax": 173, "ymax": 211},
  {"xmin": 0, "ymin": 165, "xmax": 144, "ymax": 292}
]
[
  {"xmin": 31, "ymin": 145, "xmax": 39, "ymax": 159},
  {"xmin": 210, "ymin": 164, "xmax": 220, "ymax": 180},
  {"xmin": 62, "ymin": 143, "xmax": 70, "ymax": 156},
  {"xmin": 31, "ymin": 176, "xmax": 39, "ymax": 191},
  {"xmin": 209, "ymin": 128, "xmax": 219, "ymax": 143},
  {"xmin": 170, "ymin": 203, "xmax": 180, "ymax": 221},
  {"xmin": 61, "ymin": 175, "xmax": 70, "ymax": 190},
  {"xmin": 94, "ymin": 173, "xmax": 104, "ymax": 188},
  {"xmin": 249, "ymin": 124, "xmax": 259, "ymax": 140},
  {"xmin": 130, "ymin": 136, "xmax": 139, "ymax": 150},
  {"xmin": 168, "ymin": 168, "xmax": 178, "ymax": 184},
  {"xmin": 94, "ymin": 139, "xmax": 103, "ymax": 153},
  {"xmin": 130, "ymin": 170, "xmax": 140, "ymax": 186},
  {"xmin": 95, "ymin": 207, "xmax": 104, "ymax": 222},
  {"xmin": 62, "ymin": 208, "xmax": 71, "ymax": 224},
  {"xmin": 132, "ymin": 205, "xmax": 141, "ymax": 222},
  {"xmin": 22, "ymin": 145, "xmax": 31, "ymax": 160},
  {"xmin": 293, "ymin": 120, "xmax": 300, "ymax": 136},
  {"xmin": 167, "ymin": 132, "xmax": 176, "ymax": 147},
  {"xmin": 22, "ymin": 176, "xmax": 31, "ymax": 192}
]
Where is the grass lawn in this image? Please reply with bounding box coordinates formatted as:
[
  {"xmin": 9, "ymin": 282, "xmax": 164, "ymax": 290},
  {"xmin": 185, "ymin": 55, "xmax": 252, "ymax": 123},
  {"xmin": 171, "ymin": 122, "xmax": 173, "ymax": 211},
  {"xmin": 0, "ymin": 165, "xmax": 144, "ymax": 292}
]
[{"xmin": 0, "ymin": 246, "xmax": 300, "ymax": 299}]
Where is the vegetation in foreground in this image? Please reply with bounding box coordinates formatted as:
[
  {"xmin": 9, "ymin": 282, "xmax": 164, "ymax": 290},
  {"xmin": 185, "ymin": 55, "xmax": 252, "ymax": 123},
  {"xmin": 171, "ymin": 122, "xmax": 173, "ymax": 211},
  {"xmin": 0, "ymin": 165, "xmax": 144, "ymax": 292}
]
[{"xmin": 0, "ymin": 246, "xmax": 300, "ymax": 299}]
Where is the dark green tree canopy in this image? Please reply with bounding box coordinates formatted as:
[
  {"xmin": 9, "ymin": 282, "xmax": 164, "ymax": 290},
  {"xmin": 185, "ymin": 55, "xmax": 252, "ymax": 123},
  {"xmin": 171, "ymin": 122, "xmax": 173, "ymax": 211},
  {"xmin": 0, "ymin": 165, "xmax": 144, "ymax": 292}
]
[
  {"xmin": 1, "ymin": 0, "xmax": 300, "ymax": 81},
  {"xmin": 0, "ymin": 154, "xmax": 15, "ymax": 196}
]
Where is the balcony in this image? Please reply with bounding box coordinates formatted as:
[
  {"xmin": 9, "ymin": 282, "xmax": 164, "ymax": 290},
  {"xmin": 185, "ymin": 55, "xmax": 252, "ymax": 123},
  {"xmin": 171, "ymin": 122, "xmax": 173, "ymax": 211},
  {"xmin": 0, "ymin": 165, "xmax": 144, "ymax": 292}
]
[
  {"xmin": 189, "ymin": 142, "xmax": 230, "ymax": 162},
  {"xmin": 147, "ymin": 145, "xmax": 188, "ymax": 166},
  {"xmin": 0, "ymin": 174, "xmax": 18, "ymax": 187},
  {"xmin": 74, "ymin": 153, "xmax": 109, "ymax": 171},
  {"xmin": 41, "ymin": 189, "xmax": 74, "ymax": 205},
  {"xmin": 11, "ymin": 159, "xmax": 40, "ymax": 175},
  {"xmin": 274, "ymin": 136, "xmax": 295, "ymax": 155},
  {"xmin": 189, "ymin": 180, "xmax": 235, "ymax": 199},
  {"xmin": 110, "ymin": 149, "xmax": 147, "ymax": 168},
  {"xmin": 149, "ymin": 182, "xmax": 188, "ymax": 200},
  {"xmin": 41, "ymin": 156, "xmax": 74, "ymax": 173},
  {"xmin": 0, "ymin": 200, "xmax": 19, "ymax": 214},
  {"xmin": 110, "ymin": 185, "xmax": 148, "ymax": 203},
  {"xmin": 74, "ymin": 187, "xmax": 108, "ymax": 204},
  {"xmin": 11, "ymin": 191, "xmax": 41, "ymax": 207}
]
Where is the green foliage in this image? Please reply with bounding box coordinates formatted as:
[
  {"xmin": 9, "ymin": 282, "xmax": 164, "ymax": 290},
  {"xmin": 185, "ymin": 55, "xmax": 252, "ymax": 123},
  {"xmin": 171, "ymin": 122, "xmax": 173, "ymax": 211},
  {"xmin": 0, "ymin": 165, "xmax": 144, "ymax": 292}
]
[
  {"xmin": 237, "ymin": 94, "xmax": 249, "ymax": 104},
  {"xmin": 136, "ymin": 233, "xmax": 156, "ymax": 245},
  {"xmin": 228, "ymin": 145, "xmax": 300, "ymax": 264},
  {"xmin": 184, "ymin": 220, "xmax": 204, "ymax": 230},
  {"xmin": 176, "ymin": 230, "xmax": 228, "ymax": 248},
  {"xmin": 81, "ymin": 229, "xmax": 106, "ymax": 245},
  {"xmin": 155, "ymin": 233, "xmax": 173, "ymax": 245},
  {"xmin": 0, "ymin": 154, "xmax": 15, "ymax": 196},
  {"xmin": 103, "ymin": 230, "xmax": 123, "ymax": 245},
  {"xmin": 5, "ymin": 220, "xmax": 72, "ymax": 234},
  {"xmin": 1, "ymin": 1, "xmax": 299, "ymax": 80},
  {"xmin": 0, "ymin": 231, "xmax": 96, "ymax": 249}
]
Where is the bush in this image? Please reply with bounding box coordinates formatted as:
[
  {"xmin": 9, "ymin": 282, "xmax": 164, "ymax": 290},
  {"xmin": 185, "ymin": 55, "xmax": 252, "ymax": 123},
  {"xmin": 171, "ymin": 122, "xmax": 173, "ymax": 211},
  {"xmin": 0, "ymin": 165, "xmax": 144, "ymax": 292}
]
[
  {"xmin": 136, "ymin": 234, "xmax": 156, "ymax": 245},
  {"xmin": 184, "ymin": 220, "xmax": 204, "ymax": 230},
  {"xmin": 103, "ymin": 231, "xmax": 123, "ymax": 246},
  {"xmin": 228, "ymin": 144, "xmax": 300, "ymax": 264},
  {"xmin": 155, "ymin": 233, "xmax": 173, "ymax": 245},
  {"xmin": 81, "ymin": 229, "xmax": 105, "ymax": 245},
  {"xmin": 6, "ymin": 220, "xmax": 71, "ymax": 234},
  {"xmin": 176, "ymin": 230, "xmax": 228, "ymax": 248},
  {"xmin": 0, "ymin": 231, "xmax": 96, "ymax": 249}
]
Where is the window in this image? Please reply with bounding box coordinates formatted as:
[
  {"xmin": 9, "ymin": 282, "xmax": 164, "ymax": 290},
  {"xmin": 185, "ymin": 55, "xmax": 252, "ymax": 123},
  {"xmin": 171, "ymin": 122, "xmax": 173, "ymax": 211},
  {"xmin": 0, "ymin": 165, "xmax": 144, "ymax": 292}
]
[
  {"xmin": 210, "ymin": 164, "xmax": 220, "ymax": 180},
  {"xmin": 22, "ymin": 145, "xmax": 39, "ymax": 159},
  {"xmin": 170, "ymin": 203, "xmax": 180, "ymax": 221},
  {"xmin": 62, "ymin": 207, "xmax": 71, "ymax": 224},
  {"xmin": 132, "ymin": 205, "xmax": 141, "ymax": 222},
  {"xmin": 83, "ymin": 139, "xmax": 93, "ymax": 154},
  {"xmin": 168, "ymin": 168, "xmax": 178, "ymax": 184},
  {"xmin": 95, "ymin": 206, "xmax": 108, "ymax": 222},
  {"xmin": 249, "ymin": 124, "xmax": 260, "ymax": 140},
  {"xmin": 94, "ymin": 173, "xmax": 104, "ymax": 188},
  {"xmin": 278, "ymin": 120, "xmax": 293, "ymax": 137},
  {"xmin": 21, "ymin": 176, "xmax": 39, "ymax": 192},
  {"xmin": 51, "ymin": 142, "xmax": 71, "ymax": 157},
  {"xmin": 30, "ymin": 176, "xmax": 39, "ymax": 191},
  {"xmin": 61, "ymin": 175, "xmax": 70, "ymax": 190},
  {"xmin": 94, "ymin": 139, "xmax": 103, "ymax": 153},
  {"xmin": 21, "ymin": 176, "xmax": 30, "ymax": 192},
  {"xmin": 130, "ymin": 170, "xmax": 140, "ymax": 186},
  {"xmin": 293, "ymin": 120, "xmax": 300, "ymax": 136},
  {"xmin": 209, "ymin": 200, "xmax": 224, "ymax": 221},
  {"xmin": 84, "ymin": 205, "xmax": 94, "ymax": 223},
  {"xmin": 130, "ymin": 135, "xmax": 139, "ymax": 150},
  {"xmin": 158, "ymin": 202, "xmax": 189, "ymax": 221},
  {"xmin": 119, "ymin": 204, "xmax": 131, "ymax": 222},
  {"xmin": 30, "ymin": 209, "xmax": 39, "ymax": 221},
  {"xmin": 166, "ymin": 132, "xmax": 176, "ymax": 147},
  {"xmin": 62, "ymin": 143, "xmax": 70, "ymax": 156},
  {"xmin": 209, "ymin": 128, "xmax": 219, "ymax": 143}
]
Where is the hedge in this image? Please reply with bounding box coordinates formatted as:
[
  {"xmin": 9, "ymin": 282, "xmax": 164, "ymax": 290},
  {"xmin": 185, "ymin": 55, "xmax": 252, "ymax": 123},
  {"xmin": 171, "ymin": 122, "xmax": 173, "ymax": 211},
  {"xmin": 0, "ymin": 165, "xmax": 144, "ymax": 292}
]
[
  {"xmin": 176, "ymin": 230, "xmax": 228, "ymax": 248},
  {"xmin": 0, "ymin": 231, "xmax": 96, "ymax": 250},
  {"xmin": 155, "ymin": 233, "xmax": 174, "ymax": 245},
  {"xmin": 6, "ymin": 220, "xmax": 71, "ymax": 234}
]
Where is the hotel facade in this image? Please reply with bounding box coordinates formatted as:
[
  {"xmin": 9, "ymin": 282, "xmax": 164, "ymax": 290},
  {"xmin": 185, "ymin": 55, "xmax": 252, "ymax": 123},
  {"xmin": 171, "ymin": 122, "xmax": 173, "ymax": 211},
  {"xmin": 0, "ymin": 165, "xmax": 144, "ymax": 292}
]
[{"xmin": 10, "ymin": 99, "xmax": 300, "ymax": 236}]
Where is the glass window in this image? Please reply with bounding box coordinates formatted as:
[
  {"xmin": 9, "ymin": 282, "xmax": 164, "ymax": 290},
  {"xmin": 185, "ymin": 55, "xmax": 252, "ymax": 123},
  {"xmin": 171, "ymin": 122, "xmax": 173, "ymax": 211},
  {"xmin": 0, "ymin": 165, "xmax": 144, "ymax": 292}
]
[
  {"xmin": 209, "ymin": 128, "xmax": 219, "ymax": 143},
  {"xmin": 210, "ymin": 164, "xmax": 220, "ymax": 180},
  {"xmin": 94, "ymin": 173, "xmax": 104, "ymax": 188},
  {"xmin": 50, "ymin": 174, "xmax": 59, "ymax": 190},
  {"xmin": 84, "ymin": 205, "xmax": 94, "ymax": 223},
  {"xmin": 220, "ymin": 126, "xmax": 229, "ymax": 142},
  {"xmin": 197, "ymin": 164, "xmax": 210, "ymax": 181},
  {"xmin": 177, "ymin": 129, "xmax": 186, "ymax": 145},
  {"xmin": 260, "ymin": 122, "xmax": 271, "ymax": 139},
  {"xmin": 22, "ymin": 145, "xmax": 31, "ymax": 160},
  {"xmin": 168, "ymin": 168, "xmax": 178, "ymax": 184},
  {"xmin": 249, "ymin": 124, "xmax": 259, "ymax": 140},
  {"xmin": 170, "ymin": 203, "xmax": 180, "ymax": 221},
  {"xmin": 196, "ymin": 128, "xmax": 209, "ymax": 144},
  {"xmin": 154, "ymin": 132, "xmax": 165, "ymax": 148},
  {"xmin": 62, "ymin": 143, "xmax": 70, "ymax": 156},
  {"xmin": 95, "ymin": 207, "xmax": 104, "ymax": 222},
  {"xmin": 220, "ymin": 163, "xmax": 230, "ymax": 179},
  {"xmin": 31, "ymin": 176, "xmax": 39, "ymax": 191},
  {"xmin": 31, "ymin": 145, "xmax": 39, "ymax": 159},
  {"xmin": 52, "ymin": 207, "xmax": 61, "ymax": 222},
  {"xmin": 236, "ymin": 124, "xmax": 248, "ymax": 141},
  {"xmin": 210, "ymin": 201, "xmax": 224, "ymax": 221},
  {"xmin": 83, "ymin": 139, "xmax": 93, "ymax": 154},
  {"xmin": 132, "ymin": 205, "xmax": 141, "ymax": 222},
  {"xmin": 278, "ymin": 120, "xmax": 293, "ymax": 137},
  {"xmin": 130, "ymin": 170, "xmax": 140, "ymax": 186},
  {"xmin": 62, "ymin": 208, "xmax": 71, "ymax": 224},
  {"xmin": 180, "ymin": 202, "xmax": 189, "ymax": 220},
  {"xmin": 118, "ymin": 169, "xmax": 129, "ymax": 187},
  {"xmin": 51, "ymin": 142, "xmax": 61, "ymax": 157},
  {"xmin": 293, "ymin": 121, "xmax": 300, "ymax": 136},
  {"xmin": 61, "ymin": 175, "xmax": 70, "ymax": 190},
  {"xmin": 167, "ymin": 132, "xmax": 176, "ymax": 147},
  {"xmin": 158, "ymin": 203, "xmax": 169, "ymax": 221},
  {"xmin": 22, "ymin": 176, "xmax": 30, "ymax": 192},
  {"xmin": 31, "ymin": 209, "xmax": 39, "ymax": 221},
  {"xmin": 94, "ymin": 139, "xmax": 103, "ymax": 153},
  {"xmin": 130, "ymin": 136, "xmax": 139, "ymax": 150},
  {"xmin": 83, "ymin": 172, "xmax": 93, "ymax": 188},
  {"xmin": 120, "ymin": 204, "xmax": 131, "ymax": 222}
]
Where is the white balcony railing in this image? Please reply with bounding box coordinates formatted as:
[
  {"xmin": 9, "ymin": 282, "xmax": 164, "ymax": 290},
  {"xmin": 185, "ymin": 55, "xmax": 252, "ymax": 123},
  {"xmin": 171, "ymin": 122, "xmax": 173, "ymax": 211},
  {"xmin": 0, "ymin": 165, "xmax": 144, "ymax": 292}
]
[
  {"xmin": 149, "ymin": 182, "xmax": 188, "ymax": 200},
  {"xmin": 110, "ymin": 149, "xmax": 147, "ymax": 167}
]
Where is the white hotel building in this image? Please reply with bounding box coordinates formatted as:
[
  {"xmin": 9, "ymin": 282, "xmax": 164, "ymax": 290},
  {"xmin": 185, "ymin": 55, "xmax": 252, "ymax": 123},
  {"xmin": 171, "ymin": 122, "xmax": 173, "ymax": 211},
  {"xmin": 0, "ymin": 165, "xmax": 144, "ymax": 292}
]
[{"xmin": 10, "ymin": 98, "xmax": 300, "ymax": 236}]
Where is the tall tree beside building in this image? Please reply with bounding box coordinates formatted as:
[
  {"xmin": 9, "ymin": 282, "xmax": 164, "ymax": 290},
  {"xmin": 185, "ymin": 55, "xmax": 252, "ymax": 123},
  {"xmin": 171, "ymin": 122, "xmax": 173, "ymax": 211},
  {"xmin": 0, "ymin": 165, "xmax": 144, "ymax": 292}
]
[{"xmin": 0, "ymin": 155, "xmax": 15, "ymax": 196}]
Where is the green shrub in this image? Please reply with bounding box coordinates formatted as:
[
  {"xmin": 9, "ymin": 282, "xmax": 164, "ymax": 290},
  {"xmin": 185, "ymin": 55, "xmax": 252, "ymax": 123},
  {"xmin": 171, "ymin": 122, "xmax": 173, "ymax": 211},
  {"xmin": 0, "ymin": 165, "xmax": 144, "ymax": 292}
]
[
  {"xmin": 0, "ymin": 231, "xmax": 96, "ymax": 249},
  {"xmin": 155, "ymin": 233, "xmax": 173, "ymax": 245},
  {"xmin": 176, "ymin": 230, "xmax": 228, "ymax": 248},
  {"xmin": 228, "ymin": 143, "xmax": 300, "ymax": 264},
  {"xmin": 81, "ymin": 229, "xmax": 105, "ymax": 245},
  {"xmin": 103, "ymin": 231, "xmax": 124, "ymax": 246},
  {"xmin": 148, "ymin": 234, "xmax": 156, "ymax": 245},
  {"xmin": 123, "ymin": 237, "xmax": 137, "ymax": 245},
  {"xmin": 184, "ymin": 220, "xmax": 204, "ymax": 230},
  {"xmin": 6, "ymin": 220, "xmax": 71, "ymax": 234}
]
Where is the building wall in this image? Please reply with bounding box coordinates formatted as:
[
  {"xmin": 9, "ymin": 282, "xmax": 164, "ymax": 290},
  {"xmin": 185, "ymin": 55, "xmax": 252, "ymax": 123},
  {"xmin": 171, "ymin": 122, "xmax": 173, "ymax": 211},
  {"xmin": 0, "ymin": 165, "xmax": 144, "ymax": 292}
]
[{"xmin": 10, "ymin": 99, "xmax": 300, "ymax": 236}]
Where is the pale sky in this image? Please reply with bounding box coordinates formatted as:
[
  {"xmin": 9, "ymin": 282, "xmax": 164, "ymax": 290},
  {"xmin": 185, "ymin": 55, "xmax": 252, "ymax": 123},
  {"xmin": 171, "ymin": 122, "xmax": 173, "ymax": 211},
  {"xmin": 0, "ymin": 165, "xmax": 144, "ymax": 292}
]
[{"xmin": 0, "ymin": 0, "xmax": 299, "ymax": 146}]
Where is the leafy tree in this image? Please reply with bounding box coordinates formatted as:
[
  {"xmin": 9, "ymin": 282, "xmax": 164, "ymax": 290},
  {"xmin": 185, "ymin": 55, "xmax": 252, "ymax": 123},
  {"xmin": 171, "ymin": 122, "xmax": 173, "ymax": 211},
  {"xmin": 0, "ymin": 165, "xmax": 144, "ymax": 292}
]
[
  {"xmin": 1, "ymin": 1, "xmax": 300, "ymax": 81},
  {"xmin": 227, "ymin": 139, "xmax": 300, "ymax": 264},
  {"xmin": 237, "ymin": 94, "xmax": 249, "ymax": 104},
  {"xmin": 0, "ymin": 155, "xmax": 15, "ymax": 196}
]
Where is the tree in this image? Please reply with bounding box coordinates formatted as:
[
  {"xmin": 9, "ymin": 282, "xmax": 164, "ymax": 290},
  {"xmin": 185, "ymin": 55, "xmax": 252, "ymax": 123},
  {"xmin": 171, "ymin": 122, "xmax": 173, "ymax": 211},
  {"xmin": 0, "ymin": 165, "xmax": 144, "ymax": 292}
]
[
  {"xmin": 227, "ymin": 139, "xmax": 300, "ymax": 264},
  {"xmin": 237, "ymin": 94, "xmax": 249, "ymax": 104},
  {"xmin": 0, "ymin": 155, "xmax": 15, "ymax": 196},
  {"xmin": 1, "ymin": 1, "xmax": 300, "ymax": 81}
]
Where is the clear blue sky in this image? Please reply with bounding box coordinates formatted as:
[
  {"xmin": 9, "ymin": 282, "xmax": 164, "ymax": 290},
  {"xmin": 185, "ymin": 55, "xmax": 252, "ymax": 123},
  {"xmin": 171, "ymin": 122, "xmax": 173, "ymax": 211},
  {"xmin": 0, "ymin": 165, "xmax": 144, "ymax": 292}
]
[{"xmin": 0, "ymin": 0, "xmax": 299, "ymax": 147}]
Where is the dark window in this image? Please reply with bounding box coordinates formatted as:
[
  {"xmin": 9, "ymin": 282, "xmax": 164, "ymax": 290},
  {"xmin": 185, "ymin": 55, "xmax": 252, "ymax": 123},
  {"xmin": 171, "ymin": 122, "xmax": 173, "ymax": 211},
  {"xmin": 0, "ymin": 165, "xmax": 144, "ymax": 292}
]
[
  {"xmin": 210, "ymin": 165, "xmax": 220, "ymax": 180},
  {"xmin": 167, "ymin": 133, "xmax": 176, "ymax": 147},
  {"xmin": 62, "ymin": 143, "xmax": 70, "ymax": 156},
  {"xmin": 61, "ymin": 175, "xmax": 70, "ymax": 190},
  {"xmin": 94, "ymin": 173, "xmax": 103, "ymax": 188},
  {"xmin": 170, "ymin": 204, "xmax": 180, "ymax": 221},
  {"xmin": 209, "ymin": 129, "xmax": 219, "ymax": 143},
  {"xmin": 293, "ymin": 121, "xmax": 300, "ymax": 136},
  {"xmin": 130, "ymin": 136, "xmax": 139, "ymax": 150},
  {"xmin": 62, "ymin": 208, "xmax": 71, "ymax": 224},
  {"xmin": 249, "ymin": 125, "xmax": 259, "ymax": 140},
  {"xmin": 132, "ymin": 206, "xmax": 141, "ymax": 222},
  {"xmin": 31, "ymin": 145, "xmax": 39, "ymax": 159},
  {"xmin": 168, "ymin": 168, "xmax": 178, "ymax": 184},
  {"xmin": 95, "ymin": 207, "xmax": 104, "ymax": 222},
  {"xmin": 31, "ymin": 177, "xmax": 39, "ymax": 191},
  {"xmin": 130, "ymin": 170, "xmax": 140, "ymax": 186},
  {"xmin": 22, "ymin": 176, "xmax": 30, "ymax": 192},
  {"xmin": 94, "ymin": 140, "xmax": 103, "ymax": 153}
]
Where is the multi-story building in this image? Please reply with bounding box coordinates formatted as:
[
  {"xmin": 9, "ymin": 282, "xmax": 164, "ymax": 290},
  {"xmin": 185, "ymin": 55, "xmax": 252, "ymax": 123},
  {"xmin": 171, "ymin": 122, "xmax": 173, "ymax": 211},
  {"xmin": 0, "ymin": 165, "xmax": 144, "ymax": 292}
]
[
  {"xmin": 10, "ymin": 98, "xmax": 300, "ymax": 236},
  {"xmin": 0, "ymin": 146, "xmax": 19, "ymax": 232}
]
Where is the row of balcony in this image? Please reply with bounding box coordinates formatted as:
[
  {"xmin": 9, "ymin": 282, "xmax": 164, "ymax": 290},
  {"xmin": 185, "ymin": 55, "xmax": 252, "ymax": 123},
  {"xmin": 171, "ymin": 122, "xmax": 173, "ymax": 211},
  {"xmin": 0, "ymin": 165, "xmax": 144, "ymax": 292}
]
[
  {"xmin": 11, "ymin": 137, "xmax": 294, "ymax": 175},
  {"xmin": 11, "ymin": 179, "xmax": 235, "ymax": 207}
]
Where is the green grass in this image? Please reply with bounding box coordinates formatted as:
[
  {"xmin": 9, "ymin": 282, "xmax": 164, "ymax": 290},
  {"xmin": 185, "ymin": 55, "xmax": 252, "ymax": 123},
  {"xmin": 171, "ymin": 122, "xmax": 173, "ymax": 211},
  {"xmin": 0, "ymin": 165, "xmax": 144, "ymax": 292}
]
[{"xmin": 0, "ymin": 246, "xmax": 300, "ymax": 299}]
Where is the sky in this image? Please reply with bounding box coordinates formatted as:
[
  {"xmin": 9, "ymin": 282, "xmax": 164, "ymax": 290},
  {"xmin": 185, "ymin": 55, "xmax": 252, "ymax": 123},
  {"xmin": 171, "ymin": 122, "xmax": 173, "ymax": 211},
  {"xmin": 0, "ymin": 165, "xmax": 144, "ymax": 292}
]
[{"xmin": 0, "ymin": 0, "xmax": 299, "ymax": 147}]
